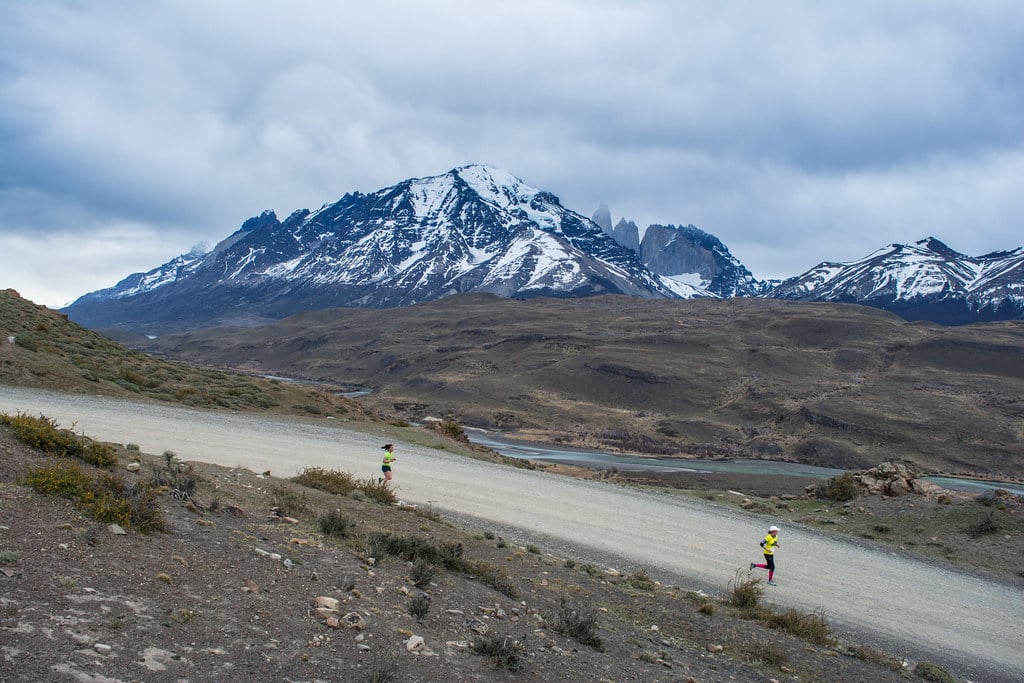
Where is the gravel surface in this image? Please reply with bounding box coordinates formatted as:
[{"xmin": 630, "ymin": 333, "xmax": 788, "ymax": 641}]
[{"xmin": 3, "ymin": 387, "xmax": 1022, "ymax": 683}]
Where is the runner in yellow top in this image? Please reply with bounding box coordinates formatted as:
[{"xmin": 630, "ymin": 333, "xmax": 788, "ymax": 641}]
[
  {"xmin": 750, "ymin": 525, "xmax": 780, "ymax": 585},
  {"xmin": 380, "ymin": 443, "xmax": 396, "ymax": 483}
]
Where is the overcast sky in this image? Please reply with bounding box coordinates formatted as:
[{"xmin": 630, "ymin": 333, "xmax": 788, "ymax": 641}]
[{"xmin": 2, "ymin": 1, "xmax": 1022, "ymax": 308}]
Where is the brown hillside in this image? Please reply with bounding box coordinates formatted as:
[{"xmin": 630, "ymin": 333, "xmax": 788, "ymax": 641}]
[{"xmin": 139, "ymin": 294, "xmax": 1024, "ymax": 480}]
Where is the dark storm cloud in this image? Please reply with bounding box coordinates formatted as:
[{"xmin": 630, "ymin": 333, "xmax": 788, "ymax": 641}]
[{"xmin": 1, "ymin": 1, "xmax": 1022, "ymax": 306}]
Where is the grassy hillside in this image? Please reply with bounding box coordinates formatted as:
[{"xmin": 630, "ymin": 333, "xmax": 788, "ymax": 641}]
[
  {"xmin": 0, "ymin": 289, "xmax": 370, "ymax": 421},
  {"xmin": 139, "ymin": 293, "xmax": 1024, "ymax": 480}
]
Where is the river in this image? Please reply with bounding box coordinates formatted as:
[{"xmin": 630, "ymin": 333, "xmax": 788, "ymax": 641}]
[{"xmin": 465, "ymin": 428, "xmax": 1024, "ymax": 497}]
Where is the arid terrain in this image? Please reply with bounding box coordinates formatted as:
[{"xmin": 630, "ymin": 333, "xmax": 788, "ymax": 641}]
[
  {"xmin": 3, "ymin": 288, "xmax": 1024, "ymax": 682},
  {"xmin": 135, "ymin": 294, "xmax": 1024, "ymax": 481},
  {"xmin": 7, "ymin": 417, "xmax": 1015, "ymax": 683}
]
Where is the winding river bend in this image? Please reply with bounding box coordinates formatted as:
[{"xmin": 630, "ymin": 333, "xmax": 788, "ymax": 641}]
[{"xmin": 466, "ymin": 428, "xmax": 1024, "ymax": 497}]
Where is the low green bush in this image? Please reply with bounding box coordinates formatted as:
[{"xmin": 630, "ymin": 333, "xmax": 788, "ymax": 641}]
[
  {"xmin": 913, "ymin": 661, "xmax": 957, "ymax": 683},
  {"xmin": 81, "ymin": 440, "xmax": 118, "ymax": 468},
  {"xmin": 13, "ymin": 333, "xmax": 38, "ymax": 351},
  {"xmin": 847, "ymin": 644, "xmax": 904, "ymax": 672},
  {"xmin": 368, "ymin": 533, "xmax": 465, "ymax": 569},
  {"xmin": 23, "ymin": 463, "xmax": 165, "ymax": 533},
  {"xmin": 23, "ymin": 461, "xmax": 90, "ymax": 498},
  {"xmin": 1, "ymin": 412, "xmax": 79, "ymax": 456}
]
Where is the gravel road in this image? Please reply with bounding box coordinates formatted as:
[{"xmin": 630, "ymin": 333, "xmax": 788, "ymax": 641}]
[{"xmin": 3, "ymin": 387, "xmax": 1021, "ymax": 682}]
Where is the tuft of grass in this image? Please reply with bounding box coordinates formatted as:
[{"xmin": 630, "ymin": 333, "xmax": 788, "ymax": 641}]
[
  {"xmin": 0, "ymin": 550, "xmax": 19, "ymax": 565},
  {"xmin": 150, "ymin": 451, "xmax": 198, "ymax": 497},
  {"xmin": 847, "ymin": 644, "xmax": 904, "ymax": 672},
  {"xmin": 407, "ymin": 594, "xmax": 431, "ymax": 620},
  {"xmin": 728, "ymin": 570, "xmax": 764, "ymax": 610},
  {"xmin": 965, "ymin": 510, "xmax": 1000, "ymax": 538},
  {"xmin": 464, "ymin": 559, "xmax": 520, "ymax": 599},
  {"xmin": 697, "ymin": 601, "xmax": 715, "ymax": 617},
  {"xmin": 741, "ymin": 641, "xmax": 789, "ymax": 668},
  {"xmin": 526, "ymin": 544, "xmax": 541, "ymax": 555},
  {"xmin": 759, "ymin": 606, "xmax": 835, "ymax": 646},
  {"xmin": 548, "ymin": 596, "xmax": 604, "ymax": 651},
  {"xmin": 364, "ymin": 657, "xmax": 399, "ymax": 683},
  {"xmin": 292, "ymin": 467, "xmax": 357, "ymax": 496},
  {"xmin": 270, "ymin": 485, "xmax": 310, "ymax": 518},
  {"xmin": 624, "ymin": 568, "xmax": 656, "ymax": 591},
  {"xmin": 318, "ymin": 509, "xmax": 356, "ymax": 538},
  {"xmin": 470, "ymin": 633, "xmax": 525, "ymax": 672},
  {"xmin": 409, "ymin": 558, "xmax": 437, "ymax": 588},
  {"xmin": 913, "ymin": 661, "xmax": 957, "ymax": 683},
  {"xmin": 368, "ymin": 533, "xmax": 466, "ymax": 570},
  {"xmin": 358, "ymin": 477, "xmax": 398, "ymax": 505}
]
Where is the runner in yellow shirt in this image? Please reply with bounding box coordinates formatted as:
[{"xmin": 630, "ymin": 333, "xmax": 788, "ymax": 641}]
[{"xmin": 750, "ymin": 525, "xmax": 780, "ymax": 585}]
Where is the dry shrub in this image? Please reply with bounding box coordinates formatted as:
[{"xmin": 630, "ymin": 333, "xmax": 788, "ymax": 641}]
[
  {"xmin": 293, "ymin": 467, "xmax": 357, "ymax": 495},
  {"xmin": 318, "ymin": 509, "xmax": 356, "ymax": 538},
  {"xmin": 728, "ymin": 570, "xmax": 764, "ymax": 610},
  {"xmin": 549, "ymin": 597, "xmax": 604, "ymax": 651},
  {"xmin": 470, "ymin": 633, "xmax": 525, "ymax": 672},
  {"xmin": 761, "ymin": 607, "xmax": 835, "ymax": 646}
]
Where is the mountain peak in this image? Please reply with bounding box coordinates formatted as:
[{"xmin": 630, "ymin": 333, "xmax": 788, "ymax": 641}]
[{"xmin": 60, "ymin": 164, "xmax": 1024, "ymax": 331}]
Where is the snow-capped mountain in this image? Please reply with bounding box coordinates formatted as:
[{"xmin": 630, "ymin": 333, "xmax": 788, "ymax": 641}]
[
  {"xmin": 65, "ymin": 165, "xmax": 693, "ymax": 333},
  {"xmin": 769, "ymin": 238, "xmax": 1024, "ymax": 325},
  {"xmin": 63, "ymin": 166, "xmax": 1023, "ymax": 333}
]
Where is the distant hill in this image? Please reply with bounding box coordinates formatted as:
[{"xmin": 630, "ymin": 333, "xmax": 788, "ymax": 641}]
[{"xmin": 140, "ymin": 293, "xmax": 1024, "ymax": 480}]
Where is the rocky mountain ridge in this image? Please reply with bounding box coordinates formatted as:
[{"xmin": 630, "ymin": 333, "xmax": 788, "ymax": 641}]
[{"xmin": 63, "ymin": 165, "xmax": 1023, "ymax": 332}]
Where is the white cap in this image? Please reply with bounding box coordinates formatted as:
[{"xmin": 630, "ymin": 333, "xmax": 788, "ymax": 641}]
[{"xmin": 769, "ymin": 525, "xmax": 780, "ymax": 532}]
